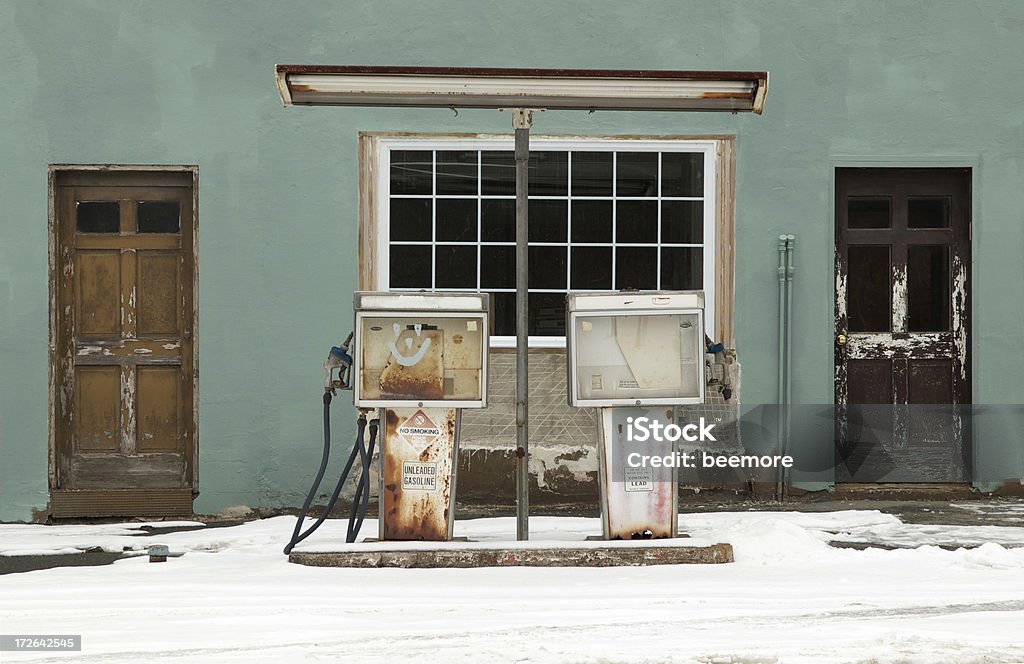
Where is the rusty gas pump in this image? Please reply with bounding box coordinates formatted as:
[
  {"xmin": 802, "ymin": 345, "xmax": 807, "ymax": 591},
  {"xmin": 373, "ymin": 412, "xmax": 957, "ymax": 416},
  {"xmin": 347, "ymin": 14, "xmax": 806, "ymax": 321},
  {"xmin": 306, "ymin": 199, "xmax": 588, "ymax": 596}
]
[{"xmin": 353, "ymin": 292, "xmax": 489, "ymax": 541}]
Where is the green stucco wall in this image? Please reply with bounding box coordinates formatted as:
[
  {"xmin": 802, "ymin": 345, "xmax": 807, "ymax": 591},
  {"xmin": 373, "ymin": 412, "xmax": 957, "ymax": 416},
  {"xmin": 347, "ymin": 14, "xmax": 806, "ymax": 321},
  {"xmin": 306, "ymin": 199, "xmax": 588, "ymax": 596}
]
[{"xmin": 2, "ymin": 0, "xmax": 1023, "ymax": 520}]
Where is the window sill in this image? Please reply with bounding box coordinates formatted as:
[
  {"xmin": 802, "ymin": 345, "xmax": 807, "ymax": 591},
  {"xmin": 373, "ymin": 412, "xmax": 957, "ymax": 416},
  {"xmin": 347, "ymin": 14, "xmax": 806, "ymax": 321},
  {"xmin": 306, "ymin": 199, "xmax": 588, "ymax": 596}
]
[{"xmin": 490, "ymin": 336, "xmax": 566, "ymax": 350}]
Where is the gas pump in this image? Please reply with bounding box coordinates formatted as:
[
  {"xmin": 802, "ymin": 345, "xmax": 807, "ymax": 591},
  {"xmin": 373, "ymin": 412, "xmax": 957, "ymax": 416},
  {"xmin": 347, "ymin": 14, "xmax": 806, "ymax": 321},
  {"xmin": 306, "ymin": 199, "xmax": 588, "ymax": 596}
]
[
  {"xmin": 566, "ymin": 291, "xmax": 704, "ymax": 539},
  {"xmin": 285, "ymin": 292, "xmax": 488, "ymax": 552}
]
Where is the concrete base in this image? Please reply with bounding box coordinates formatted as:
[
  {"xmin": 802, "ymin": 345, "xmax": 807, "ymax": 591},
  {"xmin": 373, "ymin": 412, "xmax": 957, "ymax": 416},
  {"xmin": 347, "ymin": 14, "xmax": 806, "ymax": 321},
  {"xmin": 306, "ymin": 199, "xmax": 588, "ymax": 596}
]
[{"xmin": 288, "ymin": 541, "xmax": 733, "ymax": 568}]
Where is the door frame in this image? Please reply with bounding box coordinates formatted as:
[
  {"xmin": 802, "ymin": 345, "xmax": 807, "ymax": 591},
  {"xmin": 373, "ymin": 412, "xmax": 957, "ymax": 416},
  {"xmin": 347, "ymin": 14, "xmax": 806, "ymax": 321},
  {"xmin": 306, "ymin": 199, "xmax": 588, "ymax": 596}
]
[
  {"xmin": 47, "ymin": 164, "xmax": 200, "ymax": 512},
  {"xmin": 829, "ymin": 156, "xmax": 978, "ymax": 485}
]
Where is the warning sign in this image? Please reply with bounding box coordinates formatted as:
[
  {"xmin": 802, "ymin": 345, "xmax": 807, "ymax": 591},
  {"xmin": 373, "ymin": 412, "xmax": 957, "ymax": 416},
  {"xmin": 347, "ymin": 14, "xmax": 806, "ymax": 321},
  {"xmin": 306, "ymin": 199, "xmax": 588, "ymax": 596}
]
[
  {"xmin": 402, "ymin": 461, "xmax": 438, "ymax": 491},
  {"xmin": 397, "ymin": 410, "xmax": 442, "ymax": 450},
  {"xmin": 624, "ymin": 466, "xmax": 654, "ymax": 492}
]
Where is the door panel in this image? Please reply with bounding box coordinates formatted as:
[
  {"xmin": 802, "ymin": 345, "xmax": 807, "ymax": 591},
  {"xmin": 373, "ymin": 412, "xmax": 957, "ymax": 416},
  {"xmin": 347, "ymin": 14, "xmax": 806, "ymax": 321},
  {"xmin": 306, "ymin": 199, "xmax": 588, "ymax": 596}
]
[
  {"xmin": 51, "ymin": 170, "xmax": 197, "ymax": 515},
  {"xmin": 137, "ymin": 252, "xmax": 180, "ymax": 335},
  {"xmin": 835, "ymin": 168, "xmax": 970, "ymax": 483},
  {"xmin": 76, "ymin": 251, "xmax": 121, "ymax": 336},
  {"xmin": 73, "ymin": 366, "xmax": 121, "ymax": 451}
]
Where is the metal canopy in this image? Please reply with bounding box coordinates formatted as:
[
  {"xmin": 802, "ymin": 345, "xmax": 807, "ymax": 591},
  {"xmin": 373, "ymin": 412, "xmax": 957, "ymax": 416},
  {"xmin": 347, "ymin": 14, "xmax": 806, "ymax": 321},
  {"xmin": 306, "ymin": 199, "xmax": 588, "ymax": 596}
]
[
  {"xmin": 274, "ymin": 64, "xmax": 768, "ymax": 541},
  {"xmin": 275, "ymin": 65, "xmax": 769, "ymax": 114}
]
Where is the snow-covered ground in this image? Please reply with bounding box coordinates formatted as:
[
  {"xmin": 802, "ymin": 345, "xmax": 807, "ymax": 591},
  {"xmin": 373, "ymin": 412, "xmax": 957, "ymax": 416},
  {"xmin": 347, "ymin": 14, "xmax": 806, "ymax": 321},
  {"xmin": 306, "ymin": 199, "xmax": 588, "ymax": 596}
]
[{"xmin": 2, "ymin": 510, "xmax": 1024, "ymax": 663}]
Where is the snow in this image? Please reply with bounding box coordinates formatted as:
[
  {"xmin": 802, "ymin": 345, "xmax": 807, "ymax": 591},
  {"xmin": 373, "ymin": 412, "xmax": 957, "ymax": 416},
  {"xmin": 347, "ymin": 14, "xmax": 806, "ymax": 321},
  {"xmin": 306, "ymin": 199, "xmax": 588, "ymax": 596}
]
[
  {"xmin": 0, "ymin": 521, "xmax": 206, "ymax": 556},
  {"xmin": 2, "ymin": 512, "xmax": 1024, "ymax": 663}
]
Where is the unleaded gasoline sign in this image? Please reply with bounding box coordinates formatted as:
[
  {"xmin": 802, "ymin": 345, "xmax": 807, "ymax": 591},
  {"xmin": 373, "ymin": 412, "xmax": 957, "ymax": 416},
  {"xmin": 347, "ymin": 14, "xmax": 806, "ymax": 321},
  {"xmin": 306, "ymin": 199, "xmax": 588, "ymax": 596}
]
[{"xmin": 402, "ymin": 461, "xmax": 437, "ymax": 491}]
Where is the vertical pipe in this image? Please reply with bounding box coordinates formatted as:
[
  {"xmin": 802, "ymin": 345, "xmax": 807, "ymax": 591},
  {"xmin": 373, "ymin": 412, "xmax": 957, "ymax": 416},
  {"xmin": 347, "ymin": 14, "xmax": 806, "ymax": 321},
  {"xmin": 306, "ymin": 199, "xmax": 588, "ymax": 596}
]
[
  {"xmin": 776, "ymin": 235, "xmax": 787, "ymax": 500},
  {"xmin": 784, "ymin": 235, "xmax": 796, "ymax": 499},
  {"xmin": 514, "ymin": 113, "xmax": 531, "ymax": 540}
]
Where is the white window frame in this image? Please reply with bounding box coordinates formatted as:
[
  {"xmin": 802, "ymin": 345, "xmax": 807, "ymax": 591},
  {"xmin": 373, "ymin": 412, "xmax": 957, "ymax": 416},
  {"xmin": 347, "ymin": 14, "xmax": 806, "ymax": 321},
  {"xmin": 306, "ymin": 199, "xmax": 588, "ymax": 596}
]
[{"xmin": 374, "ymin": 136, "xmax": 718, "ymax": 348}]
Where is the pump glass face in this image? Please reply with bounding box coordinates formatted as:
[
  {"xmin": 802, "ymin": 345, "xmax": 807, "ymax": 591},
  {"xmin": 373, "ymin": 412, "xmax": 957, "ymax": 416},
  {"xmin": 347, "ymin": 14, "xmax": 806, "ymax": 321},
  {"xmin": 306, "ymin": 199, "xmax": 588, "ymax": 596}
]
[
  {"xmin": 571, "ymin": 311, "xmax": 702, "ymax": 405},
  {"xmin": 357, "ymin": 314, "xmax": 487, "ymax": 405}
]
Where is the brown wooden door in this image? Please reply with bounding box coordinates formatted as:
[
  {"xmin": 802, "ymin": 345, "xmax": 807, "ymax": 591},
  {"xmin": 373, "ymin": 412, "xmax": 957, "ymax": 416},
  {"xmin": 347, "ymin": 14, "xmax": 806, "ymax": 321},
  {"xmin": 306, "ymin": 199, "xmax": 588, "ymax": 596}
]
[
  {"xmin": 51, "ymin": 169, "xmax": 197, "ymax": 516},
  {"xmin": 834, "ymin": 168, "xmax": 970, "ymax": 483}
]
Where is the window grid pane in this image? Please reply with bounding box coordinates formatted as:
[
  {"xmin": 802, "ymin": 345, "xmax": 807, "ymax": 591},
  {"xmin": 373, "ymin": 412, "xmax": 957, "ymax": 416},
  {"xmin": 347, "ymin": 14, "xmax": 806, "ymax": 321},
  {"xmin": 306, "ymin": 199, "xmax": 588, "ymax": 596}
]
[{"xmin": 388, "ymin": 147, "xmax": 706, "ymax": 337}]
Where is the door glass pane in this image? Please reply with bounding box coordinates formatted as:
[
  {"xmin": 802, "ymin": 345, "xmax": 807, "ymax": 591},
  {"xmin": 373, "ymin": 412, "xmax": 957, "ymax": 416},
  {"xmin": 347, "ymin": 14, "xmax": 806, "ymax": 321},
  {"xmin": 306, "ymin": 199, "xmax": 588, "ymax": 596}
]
[
  {"xmin": 908, "ymin": 197, "xmax": 950, "ymax": 229},
  {"xmin": 137, "ymin": 201, "xmax": 180, "ymax": 233},
  {"xmin": 76, "ymin": 201, "xmax": 120, "ymax": 233},
  {"xmin": 436, "ymin": 151, "xmax": 477, "ymax": 195},
  {"xmin": 847, "ymin": 245, "xmax": 891, "ymax": 332},
  {"xmin": 908, "ymin": 244, "xmax": 950, "ymax": 331},
  {"xmin": 847, "ymin": 198, "xmax": 890, "ymax": 229},
  {"xmin": 390, "ymin": 150, "xmax": 432, "ymax": 194}
]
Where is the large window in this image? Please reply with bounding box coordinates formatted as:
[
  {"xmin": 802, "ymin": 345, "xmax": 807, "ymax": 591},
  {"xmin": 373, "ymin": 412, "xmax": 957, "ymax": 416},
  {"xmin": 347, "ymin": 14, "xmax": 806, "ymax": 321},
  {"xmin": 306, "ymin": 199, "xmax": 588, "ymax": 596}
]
[{"xmin": 375, "ymin": 138, "xmax": 718, "ymax": 346}]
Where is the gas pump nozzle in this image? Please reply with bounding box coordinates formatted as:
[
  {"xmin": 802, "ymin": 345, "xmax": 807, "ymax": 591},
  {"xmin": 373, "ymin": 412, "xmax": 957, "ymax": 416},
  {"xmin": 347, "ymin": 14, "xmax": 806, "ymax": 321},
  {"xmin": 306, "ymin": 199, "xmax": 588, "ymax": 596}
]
[{"xmin": 324, "ymin": 332, "xmax": 354, "ymax": 393}]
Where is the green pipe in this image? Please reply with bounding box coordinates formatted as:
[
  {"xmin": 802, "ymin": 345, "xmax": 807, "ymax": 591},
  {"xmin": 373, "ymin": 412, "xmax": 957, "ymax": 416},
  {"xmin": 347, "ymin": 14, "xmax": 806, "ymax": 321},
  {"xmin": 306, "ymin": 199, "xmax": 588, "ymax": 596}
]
[
  {"xmin": 784, "ymin": 235, "xmax": 796, "ymax": 499},
  {"xmin": 777, "ymin": 235, "xmax": 787, "ymax": 501}
]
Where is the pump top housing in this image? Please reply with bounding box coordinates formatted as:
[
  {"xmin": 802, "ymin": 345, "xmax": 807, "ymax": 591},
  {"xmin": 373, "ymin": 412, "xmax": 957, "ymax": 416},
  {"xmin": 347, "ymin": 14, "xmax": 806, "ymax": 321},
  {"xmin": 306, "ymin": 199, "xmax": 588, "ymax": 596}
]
[
  {"xmin": 353, "ymin": 292, "xmax": 490, "ymax": 408},
  {"xmin": 566, "ymin": 291, "xmax": 705, "ymax": 407}
]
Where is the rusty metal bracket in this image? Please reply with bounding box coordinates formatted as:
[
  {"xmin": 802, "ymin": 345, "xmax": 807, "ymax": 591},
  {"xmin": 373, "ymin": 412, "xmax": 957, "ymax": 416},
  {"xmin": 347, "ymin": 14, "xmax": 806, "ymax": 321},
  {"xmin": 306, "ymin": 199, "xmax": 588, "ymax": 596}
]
[{"xmin": 500, "ymin": 107, "xmax": 544, "ymax": 129}]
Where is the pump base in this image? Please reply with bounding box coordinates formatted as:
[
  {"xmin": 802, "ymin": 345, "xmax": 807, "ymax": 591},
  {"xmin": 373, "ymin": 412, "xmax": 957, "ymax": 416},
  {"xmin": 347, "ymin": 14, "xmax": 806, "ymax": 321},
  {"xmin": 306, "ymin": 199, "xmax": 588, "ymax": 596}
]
[{"xmin": 287, "ymin": 541, "xmax": 732, "ymax": 568}]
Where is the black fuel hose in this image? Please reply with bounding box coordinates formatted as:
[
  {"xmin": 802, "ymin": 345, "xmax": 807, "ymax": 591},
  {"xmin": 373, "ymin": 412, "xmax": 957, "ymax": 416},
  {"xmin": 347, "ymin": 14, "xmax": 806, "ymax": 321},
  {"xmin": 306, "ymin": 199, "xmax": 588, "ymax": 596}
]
[
  {"xmin": 283, "ymin": 393, "xmax": 371, "ymax": 554},
  {"xmin": 346, "ymin": 420, "xmax": 378, "ymax": 543}
]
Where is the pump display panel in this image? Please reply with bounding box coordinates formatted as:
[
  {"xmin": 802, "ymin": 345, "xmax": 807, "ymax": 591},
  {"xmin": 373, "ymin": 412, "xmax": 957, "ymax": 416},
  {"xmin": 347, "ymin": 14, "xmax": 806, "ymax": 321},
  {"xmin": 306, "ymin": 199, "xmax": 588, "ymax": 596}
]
[
  {"xmin": 566, "ymin": 291, "xmax": 704, "ymax": 407},
  {"xmin": 353, "ymin": 292, "xmax": 489, "ymax": 408}
]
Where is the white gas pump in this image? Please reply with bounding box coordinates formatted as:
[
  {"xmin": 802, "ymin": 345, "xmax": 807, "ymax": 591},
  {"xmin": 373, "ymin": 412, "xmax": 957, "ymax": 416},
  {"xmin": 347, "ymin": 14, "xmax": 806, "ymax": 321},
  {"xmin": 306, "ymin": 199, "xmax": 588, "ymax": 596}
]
[
  {"xmin": 353, "ymin": 292, "xmax": 489, "ymax": 541},
  {"xmin": 566, "ymin": 291, "xmax": 705, "ymax": 539}
]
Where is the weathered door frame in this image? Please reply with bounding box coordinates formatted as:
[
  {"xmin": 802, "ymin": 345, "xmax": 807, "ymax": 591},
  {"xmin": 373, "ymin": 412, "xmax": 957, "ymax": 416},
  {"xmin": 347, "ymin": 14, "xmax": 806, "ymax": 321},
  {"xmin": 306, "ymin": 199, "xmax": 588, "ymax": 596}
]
[
  {"xmin": 47, "ymin": 164, "xmax": 200, "ymax": 516},
  {"xmin": 828, "ymin": 156, "xmax": 979, "ymax": 486}
]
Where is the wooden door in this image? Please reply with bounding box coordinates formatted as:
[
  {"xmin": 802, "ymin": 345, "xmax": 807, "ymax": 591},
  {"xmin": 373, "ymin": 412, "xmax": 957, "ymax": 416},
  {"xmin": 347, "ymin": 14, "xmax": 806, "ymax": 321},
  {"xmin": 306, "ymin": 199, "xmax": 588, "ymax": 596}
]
[
  {"xmin": 834, "ymin": 168, "xmax": 970, "ymax": 483},
  {"xmin": 50, "ymin": 169, "xmax": 197, "ymax": 517}
]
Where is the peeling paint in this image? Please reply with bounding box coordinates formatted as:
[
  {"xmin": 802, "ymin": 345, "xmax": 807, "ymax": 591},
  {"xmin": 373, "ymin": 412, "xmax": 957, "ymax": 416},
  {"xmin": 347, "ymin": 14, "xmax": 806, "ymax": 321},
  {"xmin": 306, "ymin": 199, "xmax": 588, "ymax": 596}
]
[
  {"xmin": 528, "ymin": 444, "xmax": 597, "ymax": 488},
  {"xmin": 892, "ymin": 263, "xmax": 907, "ymax": 333},
  {"xmin": 120, "ymin": 369, "xmax": 137, "ymax": 456}
]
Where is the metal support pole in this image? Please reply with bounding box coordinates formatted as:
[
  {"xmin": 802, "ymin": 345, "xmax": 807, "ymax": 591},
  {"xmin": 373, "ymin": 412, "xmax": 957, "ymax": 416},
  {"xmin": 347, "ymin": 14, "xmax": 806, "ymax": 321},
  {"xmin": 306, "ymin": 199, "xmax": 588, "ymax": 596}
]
[{"xmin": 513, "ymin": 109, "xmax": 532, "ymax": 540}]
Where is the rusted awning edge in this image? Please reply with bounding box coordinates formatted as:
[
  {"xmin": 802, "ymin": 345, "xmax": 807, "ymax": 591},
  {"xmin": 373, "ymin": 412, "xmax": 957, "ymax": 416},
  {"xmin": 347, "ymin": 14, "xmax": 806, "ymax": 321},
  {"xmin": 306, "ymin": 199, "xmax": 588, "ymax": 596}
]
[{"xmin": 274, "ymin": 65, "xmax": 768, "ymax": 114}]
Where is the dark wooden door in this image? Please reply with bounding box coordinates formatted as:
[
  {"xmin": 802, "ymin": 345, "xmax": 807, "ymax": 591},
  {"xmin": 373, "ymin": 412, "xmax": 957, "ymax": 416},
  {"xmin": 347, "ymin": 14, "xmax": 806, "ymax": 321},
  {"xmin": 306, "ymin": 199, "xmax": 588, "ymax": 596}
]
[
  {"xmin": 51, "ymin": 169, "xmax": 197, "ymax": 516},
  {"xmin": 834, "ymin": 168, "xmax": 970, "ymax": 482}
]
